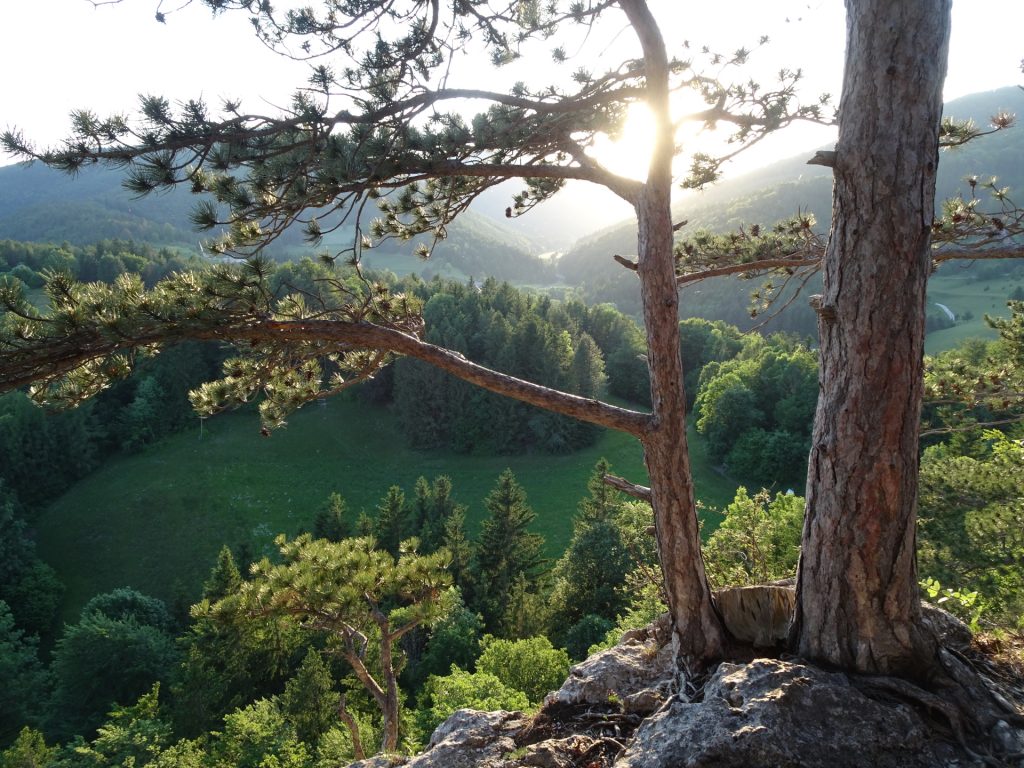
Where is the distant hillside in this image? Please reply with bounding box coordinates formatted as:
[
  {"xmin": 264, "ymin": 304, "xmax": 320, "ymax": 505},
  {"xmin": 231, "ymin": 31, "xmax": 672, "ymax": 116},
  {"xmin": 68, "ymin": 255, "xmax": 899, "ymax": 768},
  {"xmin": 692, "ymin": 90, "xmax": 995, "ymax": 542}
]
[
  {"xmin": 0, "ymin": 162, "xmax": 201, "ymax": 246},
  {"xmin": 471, "ymin": 179, "xmax": 635, "ymax": 251},
  {"xmin": 559, "ymin": 86, "xmax": 1024, "ymax": 297},
  {"xmin": 0, "ymin": 162, "xmax": 551, "ymax": 283},
  {"xmin": 3, "ymin": 87, "xmax": 1020, "ymax": 290}
]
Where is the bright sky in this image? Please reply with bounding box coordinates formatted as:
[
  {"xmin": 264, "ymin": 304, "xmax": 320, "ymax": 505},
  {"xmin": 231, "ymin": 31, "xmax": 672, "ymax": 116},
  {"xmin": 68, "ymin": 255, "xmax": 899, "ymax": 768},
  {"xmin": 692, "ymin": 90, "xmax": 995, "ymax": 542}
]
[{"xmin": 1, "ymin": 0, "xmax": 1022, "ymax": 180}]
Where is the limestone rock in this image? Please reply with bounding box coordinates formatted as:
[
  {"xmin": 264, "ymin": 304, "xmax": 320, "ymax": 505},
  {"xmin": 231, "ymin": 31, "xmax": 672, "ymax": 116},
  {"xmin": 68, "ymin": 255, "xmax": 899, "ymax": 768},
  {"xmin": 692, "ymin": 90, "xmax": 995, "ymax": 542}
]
[
  {"xmin": 616, "ymin": 658, "xmax": 965, "ymax": 768},
  {"xmin": 546, "ymin": 613, "xmax": 675, "ymax": 715},
  {"xmin": 347, "ymin": 757, "xmax": 404, "ymax": 768},
  {"xmin": 921, "ymin": 601, "xmax": 973, "ymax": 651},
  {"xmin": 405, "ymin": 610, "xmax": 1001, "ymax": 768},
  {"xmin": 513, "ymin": 735, "xmax": 599, "ymax": 768},
  {"xmin": 401, "ymin": 710, "xmax": 529, "ymax": 768}
]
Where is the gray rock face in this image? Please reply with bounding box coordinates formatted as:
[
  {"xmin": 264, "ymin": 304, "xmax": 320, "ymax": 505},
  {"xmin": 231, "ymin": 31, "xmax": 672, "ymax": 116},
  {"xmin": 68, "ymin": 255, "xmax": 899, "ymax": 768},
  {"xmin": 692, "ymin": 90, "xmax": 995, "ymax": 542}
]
[
  {"xmin": 408, "ymin": 710, "xmax": 529, "ymax": 768},
  {"xmin": 616, "ymin": 658, "xmax": 962, "ymax": 768},
  {"xmin": 405, "ymin": 609, "xmax": 1002, "ymax": 768},
  {"xmin": 547, "ymin": 613, "xmax": 676, "ymax": 715},
  {"xmin": 348, "ymin": 758, "xmax": 403, "ymax": 768},
  {"xmin": 920, "ymin": 601, "xmax": 973, "ymax": 651}
]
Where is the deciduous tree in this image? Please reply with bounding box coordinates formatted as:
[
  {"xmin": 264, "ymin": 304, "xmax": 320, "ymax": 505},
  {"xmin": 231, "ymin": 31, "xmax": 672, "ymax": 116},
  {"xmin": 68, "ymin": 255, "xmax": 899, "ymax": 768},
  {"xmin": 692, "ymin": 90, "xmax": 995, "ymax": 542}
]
[{"xmin": 49, "ymin": 594, "xmax": 179, "ymax": 740}]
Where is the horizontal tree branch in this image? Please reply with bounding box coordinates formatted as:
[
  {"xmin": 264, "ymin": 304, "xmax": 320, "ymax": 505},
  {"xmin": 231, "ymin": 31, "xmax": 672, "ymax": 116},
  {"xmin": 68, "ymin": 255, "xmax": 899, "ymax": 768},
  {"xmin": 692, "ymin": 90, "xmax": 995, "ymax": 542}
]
[
  {"xmin": 676, "ymin": 257, "xmax": 818, "ymax": 285},
  {"xmin": 252, "ymin": 320, "xmax": 653, "ymax": 436},
  {"xmin": 1, "ymin": 317, "xmax": 652, "ymax": 438},
  {"xmin": 932, "ymin": 244, "xmax": 1024, "ymax": 264},
  {"xmin": 602, "ymin": 472, "xmax": 653, "ymax": 503},
  {"xmin": 675, "ymin": 244, "xmax": 1024, "ymax": 286}
]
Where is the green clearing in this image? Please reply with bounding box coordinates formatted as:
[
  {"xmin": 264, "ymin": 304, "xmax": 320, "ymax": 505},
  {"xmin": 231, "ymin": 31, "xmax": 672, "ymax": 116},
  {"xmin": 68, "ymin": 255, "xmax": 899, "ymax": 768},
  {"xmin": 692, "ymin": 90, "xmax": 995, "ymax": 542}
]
[
  {"xmin": 925, "ymin": 268, "xmax": 1024, "ymax": 354},
  {"xmin": 37, "ymin": 395, "xmax": 734, "ymax": 623}
]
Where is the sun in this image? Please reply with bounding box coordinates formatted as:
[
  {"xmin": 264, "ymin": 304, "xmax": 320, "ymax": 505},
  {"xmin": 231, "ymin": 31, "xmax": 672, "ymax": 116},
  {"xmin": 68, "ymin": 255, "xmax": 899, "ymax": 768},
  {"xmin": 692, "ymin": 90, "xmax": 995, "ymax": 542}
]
[
  {"xmin": 588, "ymin": 89, "xmax": 724, "ymax": 183},
  {"xmin": 588, "ymin": 102, "xmax": 658, "ymax": 182}
]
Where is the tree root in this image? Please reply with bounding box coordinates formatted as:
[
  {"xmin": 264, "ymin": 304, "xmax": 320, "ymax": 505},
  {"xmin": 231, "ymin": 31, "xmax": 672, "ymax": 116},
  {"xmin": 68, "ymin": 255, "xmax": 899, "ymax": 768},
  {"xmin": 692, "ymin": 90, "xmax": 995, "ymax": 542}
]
[
  {"xmin": 852, "ymin": 673, "xmax": 989, "ymax": 764},
  {"xmin": 940, "ymin": 646, "xmax": 1024, "ymax": 726},
  {"xmin": 850, "ymin": 644, "xmax": 1024, "ymax": 768}
]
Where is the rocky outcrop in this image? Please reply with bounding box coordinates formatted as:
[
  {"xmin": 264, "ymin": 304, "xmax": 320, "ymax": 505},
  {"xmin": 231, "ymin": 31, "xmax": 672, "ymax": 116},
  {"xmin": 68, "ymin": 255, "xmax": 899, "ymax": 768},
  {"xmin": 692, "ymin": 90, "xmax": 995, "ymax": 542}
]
[
  {"xmin": 349, "ymin": 710, "xmax": 530, "ymax": 768},
  {"xmin": 546, "ymin": 612, "xmax": 676, "ymax": 715},
  {"xmin": 617, "ymin": 658, "xmax": 964, "ymax": 768},
  {"xmin": 395, "ymin": 606, "xmax": 1022, "ymax": 768}
]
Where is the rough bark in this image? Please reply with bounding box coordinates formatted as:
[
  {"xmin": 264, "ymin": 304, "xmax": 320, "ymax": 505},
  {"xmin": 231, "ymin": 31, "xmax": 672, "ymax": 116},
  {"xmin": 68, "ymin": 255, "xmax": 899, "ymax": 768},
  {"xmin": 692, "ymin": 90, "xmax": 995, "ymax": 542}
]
[
  {"xmin": 792, "ymin": 0, "xmax": 952, "ymax": 676},
  {"xmin": 338, "ymin": 696, "xmax": 367, "ymax": 761},
  {"xmin": 379, "ymin": 632, "xmax": 401, "ymax": 753},
  {"xmin": 621, "ymin": 0, "xmax": 725, "ymax": 665}
]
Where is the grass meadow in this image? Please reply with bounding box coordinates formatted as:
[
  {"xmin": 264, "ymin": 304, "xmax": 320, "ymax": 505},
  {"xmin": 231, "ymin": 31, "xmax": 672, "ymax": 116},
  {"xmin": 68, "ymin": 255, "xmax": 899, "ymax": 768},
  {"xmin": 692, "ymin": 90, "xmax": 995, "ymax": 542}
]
[
  {"xmin": 924, "ymin": 268, "xmax": 1023, "ymax": 354},
  {"xmin": 37, "ymin": 395, "xmax": 735, "ymax": 622}
]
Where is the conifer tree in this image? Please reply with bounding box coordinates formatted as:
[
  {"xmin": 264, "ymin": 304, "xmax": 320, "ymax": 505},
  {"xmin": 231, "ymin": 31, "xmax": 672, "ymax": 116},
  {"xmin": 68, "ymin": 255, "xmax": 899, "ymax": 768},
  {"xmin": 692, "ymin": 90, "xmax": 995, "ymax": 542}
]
[
  {"xmin": 202, "ymin": 545, "xmax": 242, "ymax": 602},
  {"xmin": 174, "ymin": 551, "xmax": 305, "ymax": 737},
  {"xmin": 473, "ymin": 470, "xmax": 545, "ymax": 631},
  {"xmin": 281, "ymin": 649, "xmax": 340, "ymax": 746},
  {"xmin": 0, "ymin": 727, "xmax": 55, "ymax": 768},
  {"xmin": 410, "ymin": 477, "xmax": 432, "ymax": 543},
  {"xmin": 421, "ymin": 476, "xmax": 459, "ymax": 553},
  {"xmin": 313, "ymin": 491, "xmax": 351, "ymax": 543},
  {"xmin": 548, "ymin": 460, "xmax": 632, "ymax": 644},
  {"xmin": 0, "ymin": 602, "xmax": 49, "ymax": 740},
  {"xmin": 570, "ymin": 333, "xmax": 607, "ymax": 399},
  {"xmin": 355, "ymin": 511, "xmax": 375, "ymax": 539},
  {"xmin": 441, "ymin": 505, "xmax": 473, "ymax": 594},
  {"xmin": 372, "ymin": 486, "xmax": 409, "ymax": 557},
  {"xmin": 221, "ymin": 534, "xmax": 450, "ymax": 754}
]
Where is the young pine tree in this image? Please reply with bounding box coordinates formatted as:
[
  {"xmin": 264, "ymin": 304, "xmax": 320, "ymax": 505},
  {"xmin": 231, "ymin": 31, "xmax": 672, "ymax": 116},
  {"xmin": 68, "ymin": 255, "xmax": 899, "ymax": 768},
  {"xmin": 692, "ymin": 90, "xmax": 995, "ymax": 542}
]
[
  {"xmin": 548, "ymin": 460, "xmax": 632, "ymax": 649},
  {"xmin": 473, "ymin": 470, "xmax": 545, "ymax": 632},
  {"xmin": 442, "ymin": 506, "xmax": 474, "ymax": 594},
  {"xmin": 373, "ymin": 486, "xmax": 409, "ymax": 557},
  {"xmin": 420, "ymin": 476, "xmax": 459, "ymax": 553},
  {"xmin": 410, "ymin": 477, "xmax": 432, "ymax": 543},
  {"xmin": 202, "ymin": 545, "xmax": 243, "ymax": 602},
  {"xmin": 281, "ymin": 648, "xmax": 339, "ymax": 746},
  {"xmin": 313, "ymin": 491, "xmax": 351, "ymax": 542}
]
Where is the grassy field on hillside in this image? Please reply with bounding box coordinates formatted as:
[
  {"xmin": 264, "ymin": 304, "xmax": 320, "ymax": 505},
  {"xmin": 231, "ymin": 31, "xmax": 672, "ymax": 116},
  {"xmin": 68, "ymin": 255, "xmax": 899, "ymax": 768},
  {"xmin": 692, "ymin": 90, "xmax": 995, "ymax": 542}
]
[
  {"xmin": 925, "ymin": 268, "xmax": 1023, "ymax": 354},
  {"xmin": 37, "ymin": 396, "xmax": 735, "ymax": 623}
]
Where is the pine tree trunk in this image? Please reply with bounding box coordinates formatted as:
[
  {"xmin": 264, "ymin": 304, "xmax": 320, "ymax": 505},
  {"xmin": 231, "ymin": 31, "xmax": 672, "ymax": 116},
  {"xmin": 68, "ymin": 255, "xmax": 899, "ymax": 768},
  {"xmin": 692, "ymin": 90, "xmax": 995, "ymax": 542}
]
[
  {"xmin": 637, "ymin": 180, "xmax": 725, "ymax": 663},
  {"xmin": 629, "ymin": 0, "xmax": 726, "ymax": 660},
  {"xmin": 792, "ymin": 0, "xmax": 951, "ymax": 676},
  {"xmin": 380, "ymin": 632, "xmax": 401, "ymax": 753}
]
